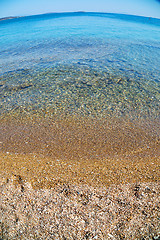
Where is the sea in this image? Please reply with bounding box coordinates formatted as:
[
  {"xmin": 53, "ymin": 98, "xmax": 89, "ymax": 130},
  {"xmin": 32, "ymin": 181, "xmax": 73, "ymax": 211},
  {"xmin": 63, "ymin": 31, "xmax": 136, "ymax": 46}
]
[{"xmin": 0, "ymin": 12, "xmax": 160, "ymax": 159}]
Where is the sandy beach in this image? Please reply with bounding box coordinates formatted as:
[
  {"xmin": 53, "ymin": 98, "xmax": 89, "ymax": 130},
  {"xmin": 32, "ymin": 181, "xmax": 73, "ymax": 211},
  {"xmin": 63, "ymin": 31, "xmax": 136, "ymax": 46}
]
[{"xmin": 0, "ymin": 116, "xmax": 160, "ymax": 239}]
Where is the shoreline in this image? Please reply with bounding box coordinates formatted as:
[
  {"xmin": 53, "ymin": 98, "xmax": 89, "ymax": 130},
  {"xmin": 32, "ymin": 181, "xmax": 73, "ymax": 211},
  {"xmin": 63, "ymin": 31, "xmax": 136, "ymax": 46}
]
[
  {"xmin": 0, "ymin": 16, "xmax": 21, "ymax": 21},
  {"xmin": 0, "ymin": 115, "xmax": 159, "ymax": 189},
  {"xmin": 1, "ymin": 107, "xmax": 159, "ymax": 240},
  {"xmin": 1, "ymin": 117, "xmax": 159, "ymax": 239}
]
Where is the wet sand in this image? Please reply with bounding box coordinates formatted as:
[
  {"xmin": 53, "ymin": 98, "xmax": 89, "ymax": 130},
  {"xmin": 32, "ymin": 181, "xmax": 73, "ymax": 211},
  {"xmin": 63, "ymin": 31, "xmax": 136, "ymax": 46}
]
[{"xmin": 0, "ymin": 115, "xmax": 159, "ymax": 188}]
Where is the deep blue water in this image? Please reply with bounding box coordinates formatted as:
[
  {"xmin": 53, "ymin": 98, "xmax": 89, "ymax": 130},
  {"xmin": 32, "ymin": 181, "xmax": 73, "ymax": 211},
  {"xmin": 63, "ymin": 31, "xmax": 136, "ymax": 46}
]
[{"xmin": 0, "ymin": 12, "xmax": 160, "ymax": 119}]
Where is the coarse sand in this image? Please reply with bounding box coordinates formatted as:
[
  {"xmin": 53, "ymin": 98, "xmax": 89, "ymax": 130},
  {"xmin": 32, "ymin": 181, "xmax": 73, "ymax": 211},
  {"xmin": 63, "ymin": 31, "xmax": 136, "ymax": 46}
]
[
  {"xmin": 0, "ymin": 176, "xmax": 160, "ymax": 239},
  {"xmin": 0, "ymin": 116, "xmax": 160, "ymax": 239}
]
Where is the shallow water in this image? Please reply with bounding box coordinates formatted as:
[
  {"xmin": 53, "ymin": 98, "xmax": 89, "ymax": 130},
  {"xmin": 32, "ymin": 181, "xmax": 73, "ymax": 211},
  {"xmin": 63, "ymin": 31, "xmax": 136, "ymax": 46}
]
[{"xmin": 0, "ymin": 12, "xmax": 160, "ymax": 160}]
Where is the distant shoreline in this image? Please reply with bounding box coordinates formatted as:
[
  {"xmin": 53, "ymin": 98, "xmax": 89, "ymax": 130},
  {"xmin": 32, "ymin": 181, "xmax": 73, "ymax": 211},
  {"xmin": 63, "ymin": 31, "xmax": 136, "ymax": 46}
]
[
  {"xmin": 0, "ymin": 12, "xmax": 159, "ymax": 22},
  {"xmin": 0, "ymin": 16, "xmax": 21, "ymax": 21}
]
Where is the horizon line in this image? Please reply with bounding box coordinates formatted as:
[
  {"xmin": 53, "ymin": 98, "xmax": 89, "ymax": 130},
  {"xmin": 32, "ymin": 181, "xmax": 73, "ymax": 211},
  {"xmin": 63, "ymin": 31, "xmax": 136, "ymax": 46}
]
[{"xmin": 0, "ymin": 11, "xmax": 160, "ymax": 21}]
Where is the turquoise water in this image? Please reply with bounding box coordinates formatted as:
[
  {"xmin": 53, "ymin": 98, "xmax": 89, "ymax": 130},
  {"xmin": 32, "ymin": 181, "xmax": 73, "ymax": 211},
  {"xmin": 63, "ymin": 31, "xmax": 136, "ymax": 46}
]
[{"xmin": 0, "ymin": 12, "xmax": 160, "ymax": 119}]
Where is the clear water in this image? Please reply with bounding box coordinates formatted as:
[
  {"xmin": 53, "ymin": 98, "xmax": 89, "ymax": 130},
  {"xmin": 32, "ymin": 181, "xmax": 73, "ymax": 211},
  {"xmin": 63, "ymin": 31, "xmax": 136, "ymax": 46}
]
[{"xmin": 0, "ymin": 12, "xmax": 160, "ymax": 120}]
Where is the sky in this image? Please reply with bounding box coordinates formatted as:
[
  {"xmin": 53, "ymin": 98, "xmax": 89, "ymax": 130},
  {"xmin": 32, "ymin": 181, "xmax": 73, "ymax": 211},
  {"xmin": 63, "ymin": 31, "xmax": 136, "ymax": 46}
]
[{"xmin": 0, "ymin": 0, "xmax": 160, "ymax": 19}]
